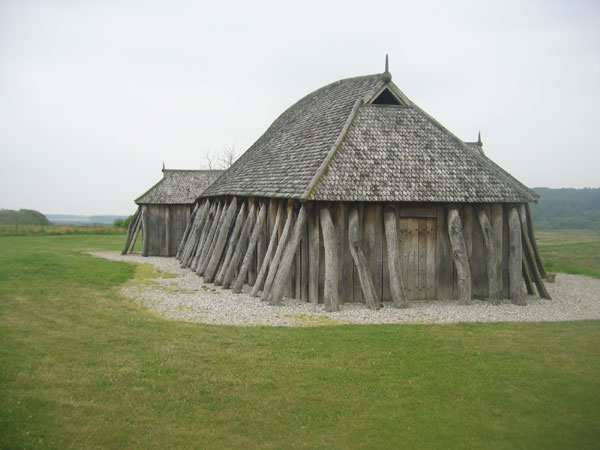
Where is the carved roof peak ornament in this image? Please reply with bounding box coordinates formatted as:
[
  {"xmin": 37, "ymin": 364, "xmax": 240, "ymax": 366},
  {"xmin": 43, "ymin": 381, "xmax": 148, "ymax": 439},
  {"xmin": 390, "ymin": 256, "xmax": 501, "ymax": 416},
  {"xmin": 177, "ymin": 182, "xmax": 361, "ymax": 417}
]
[{"xmin": 381, "ymin": 54, "xmax": 392, "ymax": 83}]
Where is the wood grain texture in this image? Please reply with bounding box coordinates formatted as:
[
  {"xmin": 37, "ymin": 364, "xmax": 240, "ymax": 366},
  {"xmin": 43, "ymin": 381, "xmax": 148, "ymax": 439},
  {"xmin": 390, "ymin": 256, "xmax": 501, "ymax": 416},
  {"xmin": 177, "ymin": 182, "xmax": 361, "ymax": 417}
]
[
  {"xmin": 447, "ymin": 208, "xmax": 472, "ymax": 305},
  {"xmin": 348, "ymin": 207, "xmax": 381, "ymax": 309},
  {"xmin": 204, "ymin": 197, "xmax": 238, "ymax": 283},
  {"xmin": 383, "ymin": 207, "xmax": 408, "ymax": 308},
  {"xmin": 508, "ymin": 206, "xmax": 525, "ymax": 305},
  {"xmin": 222, "ymin": 203, "xmax": 256, "ymax": 289},
  {"xmin": 233, "ymin": 202, "xmax": 267, "ymax": 293},
  {"xmin": 269, "ymin": 204, "xmax": 309, "ymax": 306},
  {"xmin": 478, "ymin": 208, "xmax": 500, "ymax": 303},
  {"xmin": 215, "ymin": 202, "xmax": 246, "ymax": 286},
  {"xmin": 262, "ymin": 206, "xmax": 294, "ymax": 302},
  {"xmin": 308, "ymin": 209, "xmax": 320, "ymax": 304},
  {"xmin": 319, "ymin": 206, "xmax": 340, "ymax": 311},
  {"xmin": 252, "ymin": 201, "xmax": 283, "ymax": 297}
]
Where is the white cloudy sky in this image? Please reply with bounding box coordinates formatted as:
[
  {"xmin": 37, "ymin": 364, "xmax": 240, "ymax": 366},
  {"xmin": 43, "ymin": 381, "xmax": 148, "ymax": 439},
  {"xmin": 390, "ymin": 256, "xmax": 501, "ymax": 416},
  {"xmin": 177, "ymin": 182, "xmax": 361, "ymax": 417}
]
[{"xmin": 1, "ymin": 0, "xmax": 599, "ymax": 215}]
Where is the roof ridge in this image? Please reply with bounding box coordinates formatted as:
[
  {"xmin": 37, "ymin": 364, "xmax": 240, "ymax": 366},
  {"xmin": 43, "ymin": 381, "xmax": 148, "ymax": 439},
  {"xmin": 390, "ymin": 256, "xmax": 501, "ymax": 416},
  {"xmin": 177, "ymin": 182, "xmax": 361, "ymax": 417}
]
[{"xmin": 303, "ymin": 98, "xmax": 365, "ymax": 201}]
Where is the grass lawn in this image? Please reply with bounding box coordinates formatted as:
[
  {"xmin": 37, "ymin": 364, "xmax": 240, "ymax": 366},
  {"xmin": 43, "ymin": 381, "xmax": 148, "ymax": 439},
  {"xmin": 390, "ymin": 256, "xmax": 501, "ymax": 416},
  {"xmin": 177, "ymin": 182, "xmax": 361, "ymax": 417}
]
[
  {"xmin": 1, "ymin": 234, "xmax": 599, "ymax": 449},
  {"xmin": 537, "ymin": 229, "xmax": 600, "ymax": 278}
]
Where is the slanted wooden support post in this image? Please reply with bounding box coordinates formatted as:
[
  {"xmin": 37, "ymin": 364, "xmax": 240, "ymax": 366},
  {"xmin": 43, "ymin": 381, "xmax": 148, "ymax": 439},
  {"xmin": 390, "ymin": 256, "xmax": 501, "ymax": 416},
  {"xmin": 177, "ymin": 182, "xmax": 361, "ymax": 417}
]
[
  {"xmin": 141, "ymin": 205, "xmax": 150, "ymax": 257},
  {"xmin": 508, "ymin": 206, "xmax": 526, "ymax": 305},
  {"xmin": 525, "ymin": 203, "xmax": 547, "ymax": 278},
  {"xmin": 127, "ymin": 211, "xmax": 142, "ymax": 254},
  {"xmin": 181, "ymin": 201, "xmax": 212, "ymax": 267},
  {"xmin": 196, "ymin": 202, "xmax": 224, "ymax": 275},
  {"xmin": 215, "ymin": 203, "xmax": 246, "ymax": 286},
  {"xmin": 178, "ymin": 203, "xmax": 203, "ymax": 263},
  {"xmin": 383, "ymin": 206, "xmax": 409, "ymax": 308},
  {"xmin": 269, "ymin": 204, "xmax": 309, "ymax": 306},
  {"xmin": 122, "ymin": 207, "xmax": 141, "ymax": 254},
  {"xmin": 319, "ymin": 206, "xmax": 339, "ymax": 312},
  {"xmin": 262, "ymin": 206, "xmax": 294, "ymax": 302},
  {"xmin": 252, "ymin": 202, "xmax": 283, "ymax": 297},
  {"xmin": 478, "ymin": 208, "xmax": 500, "ymax": 304},
  {"xmin": 204, "ymin": 197, "xmax": 238, "ymax": 283},
  {"xmin": 348, "ymin": 207, "xmax": 381, "ymax": 310},
  {"xmin": 222, "ymin": 203, "xmax": 256, "ymax": 289},
  {"xmin": 192, "ymin": 202, "xmax": 220, "ymax": 271},
  {"xmin": 447, "ymin": 207, "xmax": 471, "ymax": 305},
  {"xmin": 522, "ymin": 257, "xmax": 535, "ymax": 295},
  {"xmin": 519, "ymin": 205, "xmax": 551, "ymax": 299},
  {"xmin": 233, "ymin": 203, "xmax": 268, "ymax": 293},
  {"xmin": 176, "ymin": 203, "xmax": 199, "ymax": 259}
]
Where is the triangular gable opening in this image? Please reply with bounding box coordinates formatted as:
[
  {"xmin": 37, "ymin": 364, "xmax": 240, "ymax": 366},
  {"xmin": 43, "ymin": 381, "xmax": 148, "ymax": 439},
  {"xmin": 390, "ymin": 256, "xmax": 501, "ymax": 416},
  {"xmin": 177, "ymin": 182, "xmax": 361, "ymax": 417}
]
[{"xmin": 371, "ymin": 88, "xmax": 403, "ymax": 106}]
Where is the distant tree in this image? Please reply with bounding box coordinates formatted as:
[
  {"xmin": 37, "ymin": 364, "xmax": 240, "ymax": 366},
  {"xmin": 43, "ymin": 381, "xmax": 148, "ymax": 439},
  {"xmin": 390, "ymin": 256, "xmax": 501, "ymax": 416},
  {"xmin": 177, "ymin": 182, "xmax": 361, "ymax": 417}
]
[
  {"xmin": 200, "ymin": 144, "xmax": 239, "ymax": 170},
  {"xmin": 114, "ymin": 215, "xmax": 133, "ymax": 229}
]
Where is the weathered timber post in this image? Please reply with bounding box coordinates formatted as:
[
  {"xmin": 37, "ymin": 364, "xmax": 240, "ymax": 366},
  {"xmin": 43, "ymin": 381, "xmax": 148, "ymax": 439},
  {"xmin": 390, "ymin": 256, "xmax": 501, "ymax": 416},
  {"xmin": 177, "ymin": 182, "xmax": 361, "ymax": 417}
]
[
  {"xmin": 222, "ymin": 203, "xmax": 256, "ymax": 289},
  {"xmin": 252, "ymin": 202, "xmax": 283, "ymax": 297},
  {"xmin": 261, "ymin": 206, "xmax": 294, "ymax": 302},
  {"xmin": 197, "ymin": 202, "xmax": 224, "ymax": 275},
  {"xmin": 348, "ymin": 207, "xmax": 381, "ymax": 310},
  {"xmin": 215, "ymin": 202, "xmax": 246, "ymax": 286},
  {"xmin": 383, "ymin": 206, "xmax": 409, "ymax": 308},
  {"xmin": 269, "ymin": 204, "xmax": 309, "ymax": 306},
  {"xmin": 522, "ymin": 258, "xmax": 535, "ymax": 295},
  {"xmin": 176, "ymin": 203, "xmax": 198, "ymax": 259},
  {"xmin": 518, "ymin": 205, "xmax": 551, "ymax": 299},
  {"xmin": 204, "ymin": 197, "xmax": 238, "ymax": 283},
  {"xmin": 447, "ymin": 207, "xmax": 471, "ymax": 305},
  {"xmin": 525, "ymin": 204, "xmax": 547, "ymax": 278},
  {"xmin": 178, "ymin": 202, "xmax": 203, "ymax": 263},
  {"xmin": 319, "ymin": 206, "xmax": 340, "ymax": 312},
  {"xmin": 122, "ymin": 207, "xmax": 141, "ymax": 254},
  {"xmin": 508, "ymin": 206, "xmax": 525, "ymax": 305},
  {"xmin": 233, "ymin": 202, "xmax": 268, "ymax": 293},
  {"xmin": 127, "ymin": 211, "xmax": 142, "ymax": 254},
  {"xmin": 181, "ymin": 201, "xmax": 212, "ymax": 268},
  {"xmin": 141, "ymin": 205, "xmax": 150, "ymax": 257},
  {"xmin": 478, "ymin": 208, "xmax": 500, "ymax": 304}
]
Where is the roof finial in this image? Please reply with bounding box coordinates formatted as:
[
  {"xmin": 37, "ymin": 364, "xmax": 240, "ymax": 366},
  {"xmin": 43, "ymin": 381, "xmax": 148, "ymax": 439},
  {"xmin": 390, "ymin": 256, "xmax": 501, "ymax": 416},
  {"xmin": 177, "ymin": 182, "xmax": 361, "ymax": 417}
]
[
  {"xmin": 162, "ymin": 161, "xmax": 165, "ymax": 171},
  {"xmin": 381, "ymin": 54, "xmax": 392, "ymax": 83},
  {"xmin": 477, "ymin": 131, "xmax": 482, "ymax": 145}
]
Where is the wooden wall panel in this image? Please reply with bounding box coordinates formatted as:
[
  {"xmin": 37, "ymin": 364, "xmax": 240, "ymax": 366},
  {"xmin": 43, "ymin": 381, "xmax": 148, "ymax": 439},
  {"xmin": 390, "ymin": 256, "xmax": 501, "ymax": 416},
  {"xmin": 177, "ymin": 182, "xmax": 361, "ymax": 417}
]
[
  {"xmin": 426, "ymin": 218, "xmax": 436, "ymax": 299},
  {"xmin": 436, "ymin": 206, "xmax": 454, "ymax": 299},
  {"xmin": 335, "ymin": 203, "xmax": 353, "ymax": 304},
  {"xmin": 491, "ymin": 204, "xmax": 504, "ymax": 298}
]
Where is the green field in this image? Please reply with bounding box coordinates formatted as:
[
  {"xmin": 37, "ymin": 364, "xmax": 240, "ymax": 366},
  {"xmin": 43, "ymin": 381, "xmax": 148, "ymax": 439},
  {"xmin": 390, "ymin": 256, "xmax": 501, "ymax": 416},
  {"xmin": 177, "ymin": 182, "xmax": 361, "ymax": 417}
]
[
  {"xmin": 537, "ymin": 229, "xmax": 600, "ymax": 278},
  {"xmin": 1, "ymin": 233, "xmax": 599, "ymax": 449}
]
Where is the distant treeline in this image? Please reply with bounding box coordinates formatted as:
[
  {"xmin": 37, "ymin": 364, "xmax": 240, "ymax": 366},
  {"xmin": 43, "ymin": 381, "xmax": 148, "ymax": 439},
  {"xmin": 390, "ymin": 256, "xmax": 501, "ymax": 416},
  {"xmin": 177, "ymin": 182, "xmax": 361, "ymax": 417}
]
[
  {"xmin": 530, "ymin": 188, "xmax": 600, "ymax": 230},
  {"xmin": 0, "ymin": 209, "xmax": 51, "ymax": 226},
  {"xmin": 46, "ymin": 214, "xmax": 129, "ymax": 225}
]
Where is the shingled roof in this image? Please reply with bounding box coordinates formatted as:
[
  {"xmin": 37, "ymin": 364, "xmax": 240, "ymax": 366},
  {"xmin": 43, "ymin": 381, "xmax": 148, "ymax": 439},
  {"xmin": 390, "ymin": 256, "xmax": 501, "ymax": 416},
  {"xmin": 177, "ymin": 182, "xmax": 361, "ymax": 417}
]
[
  {"xmin": 136, "ymin": 169, "xmax": 223, "ymax": 205},
  {"xmin": 201, "ymin": 70, "xmax": 537, "ymax": 203}
]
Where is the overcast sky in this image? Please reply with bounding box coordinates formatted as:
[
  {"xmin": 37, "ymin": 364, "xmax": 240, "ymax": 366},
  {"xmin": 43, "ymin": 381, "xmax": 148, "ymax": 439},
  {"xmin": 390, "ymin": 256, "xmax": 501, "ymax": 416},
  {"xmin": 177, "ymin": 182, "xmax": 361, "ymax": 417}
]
[{"xmin": 1, "ymin": 0, "xmax": 599, "ymax": 215}]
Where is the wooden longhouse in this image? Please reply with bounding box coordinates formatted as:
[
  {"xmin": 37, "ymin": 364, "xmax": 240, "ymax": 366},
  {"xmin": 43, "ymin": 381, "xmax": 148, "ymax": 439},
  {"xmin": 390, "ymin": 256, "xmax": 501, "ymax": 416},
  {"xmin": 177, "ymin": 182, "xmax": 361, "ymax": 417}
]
[
  {"xmin": 176, "ymin": 65, "xmax": 550, "ymax": 310},
  {"xmin": 122, "ymin": 168, "xmax": 222, "ymax": 257}
]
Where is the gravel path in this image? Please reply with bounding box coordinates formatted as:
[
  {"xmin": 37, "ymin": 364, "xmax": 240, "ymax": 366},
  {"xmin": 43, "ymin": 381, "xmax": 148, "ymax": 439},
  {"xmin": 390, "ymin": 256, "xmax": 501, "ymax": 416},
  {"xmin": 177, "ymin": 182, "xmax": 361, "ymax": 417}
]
[{"xmin": 90, "ymin": 251, "xmax": 600, "ymax": 326}]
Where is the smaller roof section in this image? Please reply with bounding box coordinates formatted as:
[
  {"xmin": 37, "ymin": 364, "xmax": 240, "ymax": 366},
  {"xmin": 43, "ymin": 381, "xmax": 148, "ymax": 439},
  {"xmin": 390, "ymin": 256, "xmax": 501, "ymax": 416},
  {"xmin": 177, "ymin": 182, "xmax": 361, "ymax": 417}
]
[{"xmin": 136, "ymin": 169, "xmax": 223, "ymax": 205}]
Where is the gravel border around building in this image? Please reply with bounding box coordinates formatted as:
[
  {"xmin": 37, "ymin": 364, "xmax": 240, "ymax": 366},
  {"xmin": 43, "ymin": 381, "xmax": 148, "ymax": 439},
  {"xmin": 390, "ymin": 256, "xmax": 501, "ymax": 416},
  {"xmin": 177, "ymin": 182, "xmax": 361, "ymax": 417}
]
[{"xmin": 90, "ymin": 251, "xmax": 600, "ymax": 327}]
